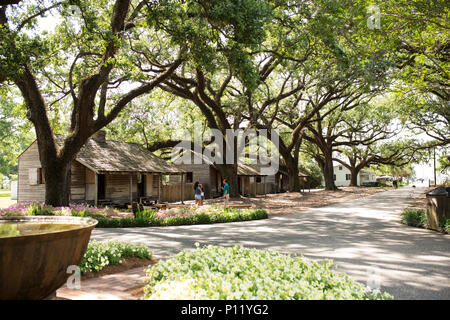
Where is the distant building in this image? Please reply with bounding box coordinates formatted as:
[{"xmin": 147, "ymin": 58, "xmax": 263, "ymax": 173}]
[
  {"xmin": 333, "ymin": 165, "xmax": 377, "ymax": 187},
  {"xmin": 10, "ymin": 181, "xmax": 17, "ymax": 200}
]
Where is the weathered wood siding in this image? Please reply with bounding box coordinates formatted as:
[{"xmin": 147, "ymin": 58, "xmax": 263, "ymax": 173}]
[
  {"xmin": 174, "ymin": 164, "xmax": 213, "ymax": 198},
  {"xmin": 17, "ymin": 141, "xmax": 45, "ymax": 202},
  {"xmin": 85, "ymin": 168, "xmax": 96, "ymax": 201},
  {"xmin": 145, "ymin": 173, "xmax": 153, "ymax": 197},
  {"xmin": 70, "ymin": 161, "xmax": 86, "ymax": 201},
  {"xmin": 161, "ymin": 183, "xmax": 195, "ymax": 202},
  {"xmin": 18, "ymin": 141, "xmax": 89, "ymax": 203},
  {"xmin": 104, "ymin": 173, "xmax": 138, "ymax": 204}
]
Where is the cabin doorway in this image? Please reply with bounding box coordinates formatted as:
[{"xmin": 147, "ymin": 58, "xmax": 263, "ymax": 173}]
[
  {"xmin": 97, "ymin": 174, "xmax": 106, "ymax": 200},
  {"xmin": 137, "ymin": 174, "xmax": 146, "ymax": 198}
]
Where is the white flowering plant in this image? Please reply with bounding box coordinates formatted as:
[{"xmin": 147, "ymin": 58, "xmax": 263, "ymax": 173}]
[
  {"xmin": 80, "ymin": 240, "xmax": 152, "ymax": 274},
  {"xmin": 143, "ymin": 245, "xmax": 393, "ymax": 300}
]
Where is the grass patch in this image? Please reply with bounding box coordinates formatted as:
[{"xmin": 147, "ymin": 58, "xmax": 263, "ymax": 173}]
[
  {"xmin": 143, "ymin": 245, "xmax": 393, "ymax": 300},
  {"xmin": 0, "ymin": 193, "xmax": 11, "ymax": 198},
  {"xmin": 80, "ymin": 240, "xmax": 152, "ymax": 274},
  {"xmin": 401, "ymin": 209, "xmax": 427, "ymax": 228}
]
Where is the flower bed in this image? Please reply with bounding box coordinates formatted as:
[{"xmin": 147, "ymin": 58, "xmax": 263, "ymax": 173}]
[
  {"xmin": 80, "ymin": 240, "xmax": 152, "ymax": 274},
  {"xmin": 1, "ymin": 202, "xmax": 268, "ymax": 228},
  {"xmin": 143, "ymin": 245, "xmax": 393, "ymax": 300}
]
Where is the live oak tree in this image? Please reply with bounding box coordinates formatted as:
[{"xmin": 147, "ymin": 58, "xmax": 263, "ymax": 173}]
[
  {"xmin": 0, "ymin": 0, "xmax": 270, "ymax": 205},
  {"xmin": 346, "ymin": 0, "xmax": 449, "ymax": 148},
  {"xmin": 332, "ymin": 104, "xmax": 416, "ymax": 186},
  {"xmin": 145, "ymin": 0, "xmax": 272, "ymax": 197},
  {"xmin": 0, "ymin": 88, "xmax": 34, "ymax": 177}
]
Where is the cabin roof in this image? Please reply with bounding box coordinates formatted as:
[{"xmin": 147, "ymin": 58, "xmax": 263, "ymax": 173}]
[
  {"xmin": 19, "ymin": 136, "xmax": 184, "ymax": 174},
  {"xmin": 72, "ymin": 137, "xmax": 184, "ymax": 174}
]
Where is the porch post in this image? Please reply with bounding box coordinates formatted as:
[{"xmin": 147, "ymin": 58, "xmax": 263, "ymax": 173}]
[
  {"xmin": 94, "ymin": 173, "xmax": 98, "ymax": 207},
  {"xmin": 254, "ymin": 176, "xmax": 257, "ymax": 196},
  {"xmin": 158, "ymin": 174, "xmax": 161, "ymax": 203},
  {"xmin": 263, "ymin": 176, "xmax": 267, "ymax": 197},
  {"xmin": 181, "ymin": 173, "xmax": 184, "ymax": 204},
  {"xmin": 129, "ymin": 174, "xmax": 133, "ymax": 204}
]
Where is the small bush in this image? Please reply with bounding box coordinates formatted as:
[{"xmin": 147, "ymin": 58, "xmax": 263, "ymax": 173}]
[
  {"xmin": 440, "ymin": 219, "xmax": 450, "ymax": 234},
  {"xmin": 80, "ymin": 240, "xmax": 152, "ymax": 274},
  {"xmin": 401, "ymin": 209, "xmax": 427, "ymax": 228},
  {"xmin": 143, "ymin": 245, "xmax": 393, "ymax": 300}
]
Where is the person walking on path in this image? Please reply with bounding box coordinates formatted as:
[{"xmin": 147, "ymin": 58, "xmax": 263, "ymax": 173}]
[
  {"xmin": 199, "ymin": 184, "xmax": 205, "ymax": 206},
  {"xmin": 223, "ymin": 179, "xmax": 230, "ymax": 207},
  {"xmin": 194, "ymin": 181, "xmax": 202, "ymax": 206}
]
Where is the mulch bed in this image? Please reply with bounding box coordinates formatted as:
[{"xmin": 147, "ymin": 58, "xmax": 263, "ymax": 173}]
[
  {"xmin": 407, "ymin": 187, "xmax": 433, "ymax": 211},
  {"xmin": 81, "ymin": 257, "xmax": 159, "ymax": 280},
  {"xmin": 102, "ymin": 187, "xmax": 393, "ymax": 218},
  {"xmin": 200, "ymin": 187, "xmax": 392, "ymax": 216}
]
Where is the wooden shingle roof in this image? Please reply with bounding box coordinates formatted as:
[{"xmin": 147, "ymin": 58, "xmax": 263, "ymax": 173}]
[{"xmin": 55, "ymin": 136, "xmax": 184, "ymax": 174}]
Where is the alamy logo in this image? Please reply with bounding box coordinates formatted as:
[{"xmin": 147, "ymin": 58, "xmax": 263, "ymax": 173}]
[
  {"xmin": 367, "ymin": 4, "xmax": 381, "ymax": 30},
  {"xmin": 66, "ymin": 265, "xmax": 81, "ymax": 290},
  {"xmin": 171, "ymin": 122, "xmax": 280, "ymax": 175}
]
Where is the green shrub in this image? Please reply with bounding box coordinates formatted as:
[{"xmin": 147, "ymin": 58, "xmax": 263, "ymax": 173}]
[
  {"xmin": 440, "ymin": 219, "xmax": 450, "ymax": 234},
  {"xmin": 401, "ymin": 209, "xmax": 427, "ymax": 228},
  {"xmin": 80, "ymin": 240, "xmax": 152, "ymax": 274},
  {"xmin": 28, "ymin": 203, "xmax": 54, "ymax": 216},
  {"xmin": 135, "ymin": 208, "xmax": 157, "ymax": 220},
  {"xmin": 143, "ymin": 245, "xmax": 393, "ymax": 300},
  {"xmin": 96, "ymin": 206, "xmax": 268, "ymax": 228}
]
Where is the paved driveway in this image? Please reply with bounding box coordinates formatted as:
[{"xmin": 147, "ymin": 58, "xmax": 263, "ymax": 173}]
[{"xmin": 92, "ymin": 187, "xmax": 450, "ymax": 300}]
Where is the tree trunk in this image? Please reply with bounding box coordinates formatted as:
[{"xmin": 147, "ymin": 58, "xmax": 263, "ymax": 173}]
[
  {"xmin": 43, "ymin": 159, "xmax": 72, "ymax": 207},
  {"xmin": 349, "ymin": 167, "xmax": 359, "ymax": 187},
  {"xmin": 285, "ymin": 156, "xmax": 301, "ymax": 192},
  {"xmin": 216, "ymin": 163, "xmax": 240, "ymax": 198},
  {"xmin": 322, "ymin": 152, "xmax": 337, "ymax": 190}
]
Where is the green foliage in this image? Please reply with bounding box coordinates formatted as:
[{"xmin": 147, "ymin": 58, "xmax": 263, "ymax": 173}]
[
  {"xmin": 440, "ymin": 219, "xmax": 450, "ymax": 234},
  {"xmin": 143, "ymin": 244, "xmax": 393, "ymax": 300},
  {"xmin": 438, "ymin": 154, "xmax": 450, "ymax": 175},
  {"xmin": 401, "ymin": 209, "xmax": 427, "ymax": 228},
  {"xmin": 146, "ymin": 0, "xmax": 272, "ymax": 90},
  {"xmin": 95, "ymin": 206, "xmax": 268, "ymax": 228},
  {"xmin": 0, "ymin": 90, "xmax": 34, "ymax": 178},
  {"xmin": 80, "ymin": 240, "xmax": 152, "ymax": 274}
]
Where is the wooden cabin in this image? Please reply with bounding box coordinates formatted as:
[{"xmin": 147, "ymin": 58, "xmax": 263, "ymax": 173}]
[
  {"xmin": 17, "ymin": 131, "xmax": 186, "ymax": 206},
  {"xmin": 172, "ymin": 151, "xmax": 278, "ymax": 198}
]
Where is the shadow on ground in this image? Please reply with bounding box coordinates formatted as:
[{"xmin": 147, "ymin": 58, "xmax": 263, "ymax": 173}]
[{"xmin": 92, "ymin": 187, "xmax": 450, "ymax": 300}]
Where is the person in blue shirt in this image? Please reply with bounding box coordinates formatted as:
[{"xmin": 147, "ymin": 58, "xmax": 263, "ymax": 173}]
[
  {"xmin": 199, "ymin": 183, "xmax": 205, "ymax": 206},
  {"xmin": 223, "ymin": 179, "xmax": 230, "ymax": 206}
]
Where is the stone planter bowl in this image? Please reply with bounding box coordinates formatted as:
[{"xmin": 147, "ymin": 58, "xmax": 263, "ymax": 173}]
[{"xmin": 0, "ymin": 216, "xmax": 97, "ymax": 300}]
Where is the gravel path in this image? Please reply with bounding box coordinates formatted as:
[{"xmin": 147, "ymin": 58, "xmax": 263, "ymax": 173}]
[{"xmin": 92, "ymin": 187, "xmax": 450, "ymax": 300}]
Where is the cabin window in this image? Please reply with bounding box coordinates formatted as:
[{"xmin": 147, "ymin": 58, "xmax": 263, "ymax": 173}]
[
  {"xmin": 39, "ymin": 168, "xmax": 45, "ymax": 184},
  {"xmin": 346, "ymin": 174, "xmax": 351, "ymax": 181},
  {"xmin": 29, "ymin": 168, "xmax": 44, "ymax": 185},
  {"xmin": 339, "ymin": 166, "xmax": 343, "ymax": 170},
  {"xmin": 333, "ymin": 174, "xmax": 336, "ymax": 181},
  {"xmin": 186, "ymin": 172, "xmax": 193, "ymax": 183},
  {"xmin": 256, "ymin": 176, "xmax": 262, "ymax": 183}
]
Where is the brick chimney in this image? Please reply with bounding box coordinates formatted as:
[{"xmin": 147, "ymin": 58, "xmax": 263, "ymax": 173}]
[{"xmin": 92, "ymin": 130, "xmax": 106, "ymax": 143}]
